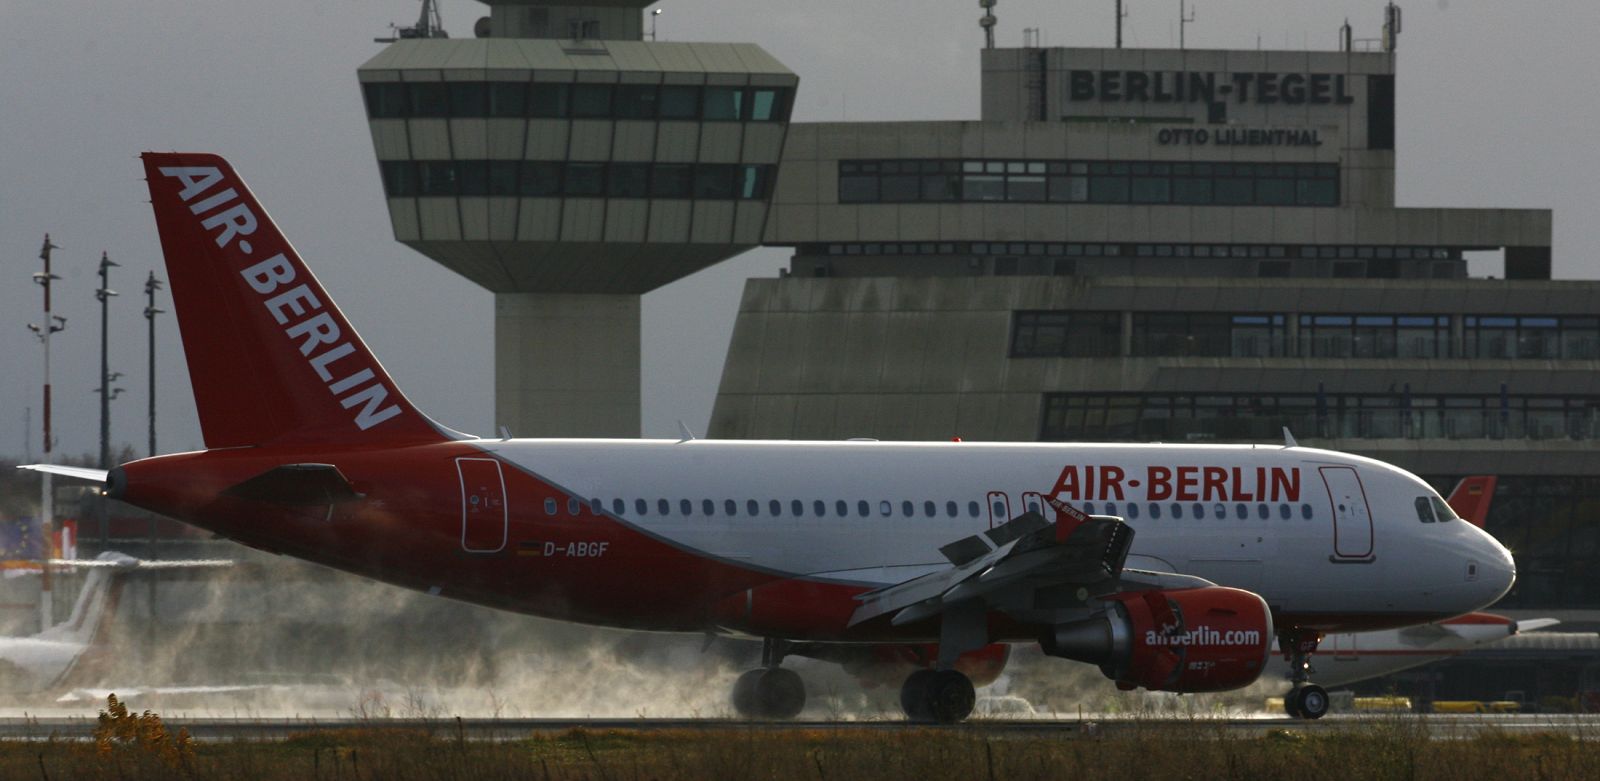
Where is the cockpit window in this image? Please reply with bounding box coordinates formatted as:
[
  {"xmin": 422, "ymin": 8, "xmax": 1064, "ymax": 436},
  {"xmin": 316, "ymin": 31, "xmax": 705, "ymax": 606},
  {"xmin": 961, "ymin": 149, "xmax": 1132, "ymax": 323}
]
[
  {"xmin": 1414, "ymin": 496, "xmax": 1436, "ymax": 523},
  {"xmin": 1430, "ymin": 495, "xmax": 1458, "ymax": 522}
]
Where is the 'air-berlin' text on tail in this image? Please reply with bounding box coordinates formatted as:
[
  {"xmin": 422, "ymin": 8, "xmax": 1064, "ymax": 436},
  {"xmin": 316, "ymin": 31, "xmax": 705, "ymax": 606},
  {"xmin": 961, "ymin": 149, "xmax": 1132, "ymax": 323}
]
[{"xmin": 142, "ymin": 153, "xmax": 452, "ymax": 449}]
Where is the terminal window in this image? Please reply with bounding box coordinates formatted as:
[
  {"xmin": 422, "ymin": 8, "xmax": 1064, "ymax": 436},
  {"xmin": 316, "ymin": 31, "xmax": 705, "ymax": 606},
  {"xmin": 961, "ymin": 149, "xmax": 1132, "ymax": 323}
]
[
  {"xmin": 1010, "ymin": 312, "xmax": 1120, "ymax": 358},
  {"xmin": 838, "ymin": 159, "xmax": 1339, "ymax": 207},
  {"xmin": 363, "ymin": 81, "xmax": 793, "ymax": 123},
  {"xmin": 380, "ymin": 160, "xmax": 774, "ymax": 201},
  {"xmin": 1041, "ymin": 392, "xmax": 1600, "ymax": 443}
]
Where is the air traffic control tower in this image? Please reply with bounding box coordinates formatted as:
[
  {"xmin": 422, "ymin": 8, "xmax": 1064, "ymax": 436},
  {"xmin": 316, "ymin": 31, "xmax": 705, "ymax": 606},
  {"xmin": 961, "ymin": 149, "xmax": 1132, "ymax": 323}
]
[{"xmin": 357, "ymin": 0, "xmax": 795, "ymax": 436}]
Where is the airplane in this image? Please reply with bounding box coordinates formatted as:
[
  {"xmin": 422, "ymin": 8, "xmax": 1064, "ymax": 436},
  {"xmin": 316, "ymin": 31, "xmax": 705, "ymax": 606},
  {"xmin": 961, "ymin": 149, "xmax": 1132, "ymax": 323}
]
[
  {"xmin": 21, "ymin": 152, "xmax": 1516, "ymax": 723},
  {"xmin": 1268, "ymin": 613, "xmax": 1558, "ymax": 694},
  {"xmin": 0, "ymin": 552, "xmax": 231, "ymax": 693}
]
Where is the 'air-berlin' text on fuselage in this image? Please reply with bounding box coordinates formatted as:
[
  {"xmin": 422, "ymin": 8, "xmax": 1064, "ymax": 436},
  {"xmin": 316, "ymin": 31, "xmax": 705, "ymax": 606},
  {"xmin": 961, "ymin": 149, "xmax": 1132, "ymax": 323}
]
[
  {"xmin": 157, "ymin": 166, "xmax": 401, "ymax": 431},
  {"xmin": 1050, "ymin": 465, "xmax": 1301, "ymax": 503}
]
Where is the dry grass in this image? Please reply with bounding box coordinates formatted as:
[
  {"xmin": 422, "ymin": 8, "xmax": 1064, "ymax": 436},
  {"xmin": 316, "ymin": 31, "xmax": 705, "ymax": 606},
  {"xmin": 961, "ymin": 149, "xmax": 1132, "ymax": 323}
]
[{"xmin": 0, "ymin": 701, "xmax": 1597, "ymax": 780}]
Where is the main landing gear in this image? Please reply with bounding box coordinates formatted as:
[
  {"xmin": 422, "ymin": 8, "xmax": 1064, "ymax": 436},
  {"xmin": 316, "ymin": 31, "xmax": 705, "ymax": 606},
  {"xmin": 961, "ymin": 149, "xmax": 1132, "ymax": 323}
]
[
  {"xmin": 1279, "ymin": 631, "xmax": 1329, "ymax": 720},
  {"xmin": 732, "ymin": 639, "xmax": 806, "ymax": 719},
  {"xmin": 899, "ymin": 668, "xmax": 976, "ymax": 724}
]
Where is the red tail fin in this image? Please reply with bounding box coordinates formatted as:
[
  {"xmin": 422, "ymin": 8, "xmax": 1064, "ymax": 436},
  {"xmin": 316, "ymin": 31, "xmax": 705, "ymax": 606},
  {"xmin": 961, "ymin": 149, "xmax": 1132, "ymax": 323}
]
[
  {"xmin": 142, "ymin": 153, "xmax": 452, "ymax": 449},
  {"xmin": 1446, "ymin": 476, "xmax": 1497, "ymax": 528}
]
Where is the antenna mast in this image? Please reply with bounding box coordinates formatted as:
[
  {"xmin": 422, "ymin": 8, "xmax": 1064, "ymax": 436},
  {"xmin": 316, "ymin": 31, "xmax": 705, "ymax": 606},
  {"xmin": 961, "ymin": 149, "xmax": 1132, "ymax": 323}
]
[
  {"xmin": 979, "ymin": 0, "xmax": 997, "ymax": 50},
  {"xmin": 1115, "ymin": 0, "xmax": 1128, "ymax": 48},
  {"xmin": 1179, "ymin": 1, "xmax": 1195, "ymax": 50},
  {"xmin": 1383, "ymin": 2, "xmax": 1402, "ymax": 52}
]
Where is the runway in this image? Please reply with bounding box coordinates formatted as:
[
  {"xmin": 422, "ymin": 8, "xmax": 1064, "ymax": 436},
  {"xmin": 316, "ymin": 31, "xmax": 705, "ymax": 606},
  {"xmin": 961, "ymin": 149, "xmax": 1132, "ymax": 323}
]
[{"xmin": 2, "ymin": 714, "xmax": 1597, "ymax": 742}]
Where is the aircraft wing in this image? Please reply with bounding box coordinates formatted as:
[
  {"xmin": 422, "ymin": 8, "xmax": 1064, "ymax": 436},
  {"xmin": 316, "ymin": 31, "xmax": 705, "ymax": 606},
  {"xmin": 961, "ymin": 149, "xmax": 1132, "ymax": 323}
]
[
  {"xmin": 16, "ymin": 464, "xmax": 109, "ymax": 483},
  {"xmin": 849, "ymin": 499, "xmax": 1171, "ymax": 628},
  {"xmin": 1516, "ymin": 618, "xmax": 1561, "ymax": 633}
]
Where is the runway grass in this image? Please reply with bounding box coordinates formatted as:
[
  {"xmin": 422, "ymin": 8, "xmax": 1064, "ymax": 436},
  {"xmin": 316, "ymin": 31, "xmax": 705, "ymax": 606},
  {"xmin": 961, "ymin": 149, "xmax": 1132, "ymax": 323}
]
[{"xmin": 4, "ymin": 700, "xmax": 1598, "ymax": 780}]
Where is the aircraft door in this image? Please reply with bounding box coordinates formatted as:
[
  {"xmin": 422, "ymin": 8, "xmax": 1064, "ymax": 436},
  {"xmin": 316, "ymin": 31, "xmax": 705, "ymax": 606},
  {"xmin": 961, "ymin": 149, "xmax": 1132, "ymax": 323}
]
[
  {"xmin": 457, "ymin": 457, "xmax": 508, "ymax": 553},
  {"xmin": 986, "ymin": 492, "xmax": 1011, "ymax": 528},
  {"xmin": 1320, "ymin": 466, "xmax": 1374, "ymax": 560},
  {"xmin": 1330, "ymin": 632, "xmax": 1359, "ymax": 661}
]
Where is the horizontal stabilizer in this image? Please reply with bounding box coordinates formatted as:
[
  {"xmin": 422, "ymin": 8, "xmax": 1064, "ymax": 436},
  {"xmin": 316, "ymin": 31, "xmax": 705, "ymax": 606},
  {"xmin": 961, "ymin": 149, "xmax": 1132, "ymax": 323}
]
[
  {"xmin": 15, "ymin": 464, "xmax": 109, "ymax": 483},
  {"xmin": 1516, "ymin": 618, "xmax": 1561, "ymax": 634},
  {"xmin": 223, "ymin": 464, "xmax": 362, "ymax": 506}
]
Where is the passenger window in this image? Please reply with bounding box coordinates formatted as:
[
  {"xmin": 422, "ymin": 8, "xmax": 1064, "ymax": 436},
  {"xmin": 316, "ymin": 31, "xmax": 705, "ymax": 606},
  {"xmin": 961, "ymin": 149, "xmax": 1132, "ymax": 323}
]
[
  {"xmin": 836, "ymin": 500, "xmax": 848, "ymax": 517},
  {"xmin": 945, "ymin": 501, "xmax": 958, "ymax": 517},
  {"xmin": 545, "ymin": 498, "xmax": 558, "ymax": 516},
  {"xmin": 1081, "ymin": 502, "xmax": 1094, "ymax": 515},
  {"xmin": 968, "ymin": 501, "xmax": 981, "ymax": 518},
  {"xmin": 1212, "ymin": 503, "xmax": 1225, "ymax": 519},
  {"xmin": 1430, "ymin": 496, "xmax": 1458, "ymax": 522},
  {"xmin": 636, "ymin": 498, "xmax": 648, "ymax": 515},
  {"xmin": 747, "ymin": 499, "xmax": 759, "ymax": 516},
  {"xmin": 703, "ymin": 499, "xmax": 714, "ymax": 515},
  {"xmin": 569, "ymin": 498, "xmax": 582, "ymax": 516},
  {"xmin": 1235, "ymin": 503, "xmax": 1247, "ymax": 520},
  {"xmin": 679, "ymin": 499, "xmax": 692, "ymax": 516},
  {"xmin": 1300, "ymin": 503, "xmax": 1313, "ymax": 520},
  {"xmin": 612, "ymin": 498, "xmax": 625, "ymax": 515},
  {"xmin": 770, "ymin": 500, "xmax": 782, "ymax": 516},
  {"xmin": 901, "ymin": 501, "xmax": 914, "ymax": 517},
  {"xmin": 859, "ymin": 500, "xmax": 871, "ymax": 517},
  {"xmin": 814, "ymin": 500, "xmax": 826, "ymax": 517},
  {"xmin": 1149, "ymin": 503, "xmax": 1161, "ymax": 519},
  {"xmin": 1415, "ymin": 496, "xmax": 1435, "ymax": 522},
  {"xmin": 1026, "ymin": 499, "xmax": 1041, "ymax": 513},
  {"xmin": 1192, "ymin": 503, "xmax": 1204, "ymax": 519},
  {"xmin": 991, "ymin": 500, "xmax": 1005, "ymax": 518},
  {"xmin": 924, "ymin": 501, "xmax": 936, "ymax": 518},
  {"xmin": 1171, "ymin": 503, "xmax": 1183, "ymax": 519},
  {"xmin": 724, "ymin": 499, "xmax": 737, "ymax": 516},
  {"xmin": 791, "ymin": 500, "xmax": 804, "ymax": 516},
  {"xmin": 1256, "ymin": 503, "xmax": 1269, "ymax": 520},
  {"xmin": 1278, "ymin": 503, "xmax": 1292, "ymax": 520},
  {"xmin": 1105, "ymin": 502, "xmax": 1118, "ymax": 517},
  {"xmin": 879, "ymin": 501, "xmax": 892, "ymax": 516},
  {"xmin": 590, "ymin": 498, "xmax": 603, "ymax": 514},
  {"xmin": 1126, "ymin": 502, "xmax": 1139, "ymax": 519}
]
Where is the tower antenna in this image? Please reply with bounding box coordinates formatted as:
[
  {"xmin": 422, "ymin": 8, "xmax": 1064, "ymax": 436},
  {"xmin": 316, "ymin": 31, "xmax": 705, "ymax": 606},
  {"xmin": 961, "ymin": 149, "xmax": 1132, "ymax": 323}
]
[
  {"xmin": 979, "ymin": 0, "xmax": 997, "ymax": 50},
  {"xmin": 1179, "ymin": 1, "xmax": 1195, "ymax": 50},
  {"xmin": 1115, "ymin": 0, "xmax": 1129, "ymax": 48}
]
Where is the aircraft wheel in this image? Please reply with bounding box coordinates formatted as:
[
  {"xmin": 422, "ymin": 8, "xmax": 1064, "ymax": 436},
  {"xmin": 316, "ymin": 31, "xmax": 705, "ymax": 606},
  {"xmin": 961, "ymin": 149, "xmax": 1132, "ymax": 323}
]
[
  {"xmin": 1294, "ymin": 684, "xmax": 1330, "ymax": 720},
  {"xmin": 900, "ymin": 669, "xmax": 937, "ymax": 721},
  {"xmin": 1282, "ymin": 690, "xmax": 1304, "ymax": 719},
  {"xmin": 732, "ymin": 669, "xmax": 765, "ymax": 717},
  {"xmin": 753, "ymin": 668, "xmax": 806, "ymax": 719},
  {"xmin": 926, "ymin": 669, "xmax": 976, "ymax": 724}
]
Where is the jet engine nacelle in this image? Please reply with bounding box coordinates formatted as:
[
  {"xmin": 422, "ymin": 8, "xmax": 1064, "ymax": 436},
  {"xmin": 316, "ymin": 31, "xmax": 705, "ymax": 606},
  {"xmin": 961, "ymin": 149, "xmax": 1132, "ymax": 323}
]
[{"xmin": 1040, "ymin": 586, "xmax": 1273, "ymax": 693}]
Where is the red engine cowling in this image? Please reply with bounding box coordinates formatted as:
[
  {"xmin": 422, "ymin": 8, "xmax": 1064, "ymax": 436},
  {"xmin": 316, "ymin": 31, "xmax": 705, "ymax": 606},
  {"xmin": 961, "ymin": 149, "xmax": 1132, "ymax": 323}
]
[{"xmin": 1040, "ymin": 586, "xmax": 1273, "ymax": 693}]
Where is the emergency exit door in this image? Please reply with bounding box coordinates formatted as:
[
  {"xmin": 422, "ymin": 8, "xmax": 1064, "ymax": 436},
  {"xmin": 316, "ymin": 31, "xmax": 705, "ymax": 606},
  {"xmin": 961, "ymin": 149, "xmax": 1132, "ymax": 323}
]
[
  {"xmin": 1320, "ymin": 466, "xmax": 1374, "ymax": 560},
  {"xmin": 457, "ymin": 457, "xmax": 508, "ymax": 553}
]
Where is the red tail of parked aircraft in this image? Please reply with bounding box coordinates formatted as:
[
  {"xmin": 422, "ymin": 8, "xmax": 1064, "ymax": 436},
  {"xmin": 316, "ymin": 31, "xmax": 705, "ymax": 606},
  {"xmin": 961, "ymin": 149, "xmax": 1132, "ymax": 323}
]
[{"xmin": 1445, "ymin": 476, "xmax": 1497, "ymax": 529}]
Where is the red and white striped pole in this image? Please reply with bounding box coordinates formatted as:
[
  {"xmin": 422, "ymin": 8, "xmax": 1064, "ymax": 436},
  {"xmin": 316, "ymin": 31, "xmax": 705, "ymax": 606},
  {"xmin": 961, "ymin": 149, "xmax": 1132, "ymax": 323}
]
[{"xmin": 31, "ymin": 234, "xmax": 65, "ymax": 632}]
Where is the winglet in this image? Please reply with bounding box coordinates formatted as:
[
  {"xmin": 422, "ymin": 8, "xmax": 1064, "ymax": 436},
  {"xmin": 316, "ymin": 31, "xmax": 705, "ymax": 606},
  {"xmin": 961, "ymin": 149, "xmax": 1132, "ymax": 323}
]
[
  {"xmin": 1515, "ymin": 618, "xmax": 1561, "ymax": 634},
  {"xmin": 677, "ymin": 420, "xmax": 697, "ymax": 442},
  {"xmin": 1282, "ymin": 427, "xmax": 1298, "ymax": 448},
  {"xmin": 16, "ymin": 464, "xmax": 110, "ymax": 483}
]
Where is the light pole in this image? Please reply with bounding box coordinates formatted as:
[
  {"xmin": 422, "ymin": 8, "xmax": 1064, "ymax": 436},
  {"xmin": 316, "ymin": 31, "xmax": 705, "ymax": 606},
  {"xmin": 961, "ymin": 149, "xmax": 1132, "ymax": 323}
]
[
  {"xmin": 27, "ymin": 234, "xmax": 66, "ymax": 632},
  {"xmin": 650, "ymin": 7, "xmax": 662, "ymax": 41},
  {"xmin": 144, "ymin": 272, "xmax": 164, "ymax": 458},
  {"xmin": 96, "ymin": 252, "xmax": 120, "ymax": 471}
]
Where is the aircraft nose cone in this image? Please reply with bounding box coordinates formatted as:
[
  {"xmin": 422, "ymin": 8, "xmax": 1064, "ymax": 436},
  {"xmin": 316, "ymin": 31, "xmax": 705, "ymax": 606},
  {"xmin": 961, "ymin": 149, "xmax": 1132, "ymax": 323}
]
[{"xmin": 1466, "ymin": 532, "xmax": 1517, "ymax": 608}]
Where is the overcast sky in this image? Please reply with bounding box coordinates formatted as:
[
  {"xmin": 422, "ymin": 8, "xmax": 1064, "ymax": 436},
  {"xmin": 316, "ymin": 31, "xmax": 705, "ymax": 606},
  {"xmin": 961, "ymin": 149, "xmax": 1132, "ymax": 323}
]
[{"xmin": 1, "ymin": 0, "xmax": 1595, "ymax": 461}]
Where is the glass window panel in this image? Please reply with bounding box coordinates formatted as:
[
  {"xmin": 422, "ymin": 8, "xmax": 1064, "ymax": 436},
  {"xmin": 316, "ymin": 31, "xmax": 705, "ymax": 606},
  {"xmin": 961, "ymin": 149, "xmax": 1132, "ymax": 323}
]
[
  {"xmin": 839, "ymin": 174, "xmax": 878, "ymax": 203},
  {"xmin": 612, "ymin": 85, "xmax": 658, "ymax": 119},
  {"xmin": 407, "ymin": 82, "xmax": 449, "ymax": 118},
  {"xmin": 703, "ymin": 87, "xmax": 743, "ymax": 120},
  {"xmin": 530, "ymin": 83, "xmax": 568, "ymax": 118},
  {"xmin": 456, "ymin": 161, "xmax": 489, "ymax": 196},
  {"xmin": 570, "ymin": 84, "xmax": 612, "ymax": 118},
  {"xmin": 488, "ymin": 82, "xmax": 528, "ymax": 117},
  {"xmin": 380, "ymin": 161, "xmax": 417, "ymax": 197},
  {"xmin": 1131, "ymin": 177, "xmax": 1170, "ymax": 203},
  {"xmin": 564, "ymin": 163, "xmax": 605, "ymax": 196},
  {"xmin": 417, "ymin": 161, "xmax": 458, "ymax": 196},
  {"xmin": 519, "ymin": 162, "xmax": 562, "ymax": 196},
  {"xmin": 608, "ymin": 163, "xmax": 650, "ymax": 198},
  {"xmin": 363, "ymin": 82, "xmax": 408, "ymax": 118},
  {"xmin": 693, "ymin": 164, "xmax": 736, "ymax": 199},
  {"xmin": 657, "ymin": 85, "xmax": 699, "ymax": 119},
  {"xmin": 1298, "ymin": 179, "xmax": 1337, "ymax": 205},
  {"xmin": 962, "ymin": 174, "xmax": 1006, "ymax": 201},
  {"xmin": 1090, "ymin": 176, "xmax": 1130, "ymax": 203},
  {"xmin": 749, "ymin": 89, "xmax": 779, "ymax": 120},
  {"xmin": 881, "ymin": 174, "xmax": 920, "ymax": 201},
  {"xmin": 921, "ymin": 173, "xmax": 958, "ymax": 201},
  {"xmin": 1007, "ymin": 175, "xmax": 1046, "ymax": 201},
  {"xmin": 739, "ymin": 166, "xmax": 770, "ymax": 199},
  {"xmin": 1257, "ymin": 178, "xmax": 1295, "ymax": 205},
  {"xmin": 449, "ymin": 82, "xmax": 487, "ymax": 117},
  {"xmin": 1214, "ymin": 178, "xmax": 1253, "ymax": 205},
  {"xmin": 649, "ymin": 164, "xmax": 691, "ymax": 198},
  {"xmin": 1048, "ymin": 176, "xmax": 1089, "ymax": 202}
]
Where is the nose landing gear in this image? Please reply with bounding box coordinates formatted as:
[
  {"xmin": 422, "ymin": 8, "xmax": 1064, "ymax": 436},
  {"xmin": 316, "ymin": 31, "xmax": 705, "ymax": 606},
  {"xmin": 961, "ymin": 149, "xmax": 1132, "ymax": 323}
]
[
  {"xmin": 1279, "ymin": 631, "xmax": 1329, "ymax": 720},
  {"xmin": 731, "ymin": 639, "xmax": 806, "ymax": 719}
]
